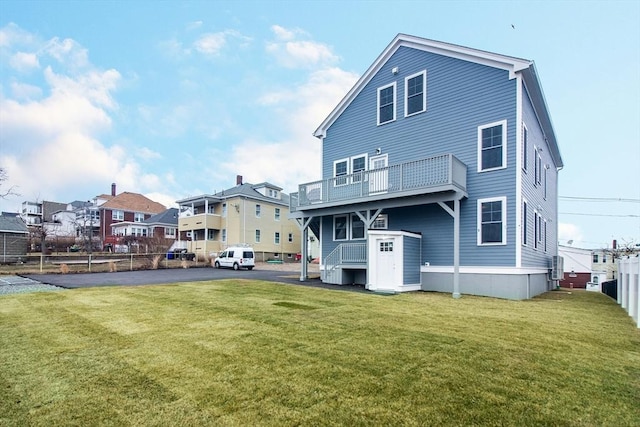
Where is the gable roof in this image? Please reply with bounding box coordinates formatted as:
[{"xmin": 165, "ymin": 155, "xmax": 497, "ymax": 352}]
[
  {"xmin": 100, "ymin": 192, "xmax": 166, "ymax": 214},
  {"xmin": 143, "ymin": 208, "xmax": 179, "ymax": 226},
  {"xmin": 0, "ymin": 215, "xmax": 29, "ymax": 234},
  {"xmin": 177, "ymin": 183, "xmax": 290, "ymax": 207},
  {"xmin": 314, "ymin": 33, "xmax": 562, "ymax": 168}
]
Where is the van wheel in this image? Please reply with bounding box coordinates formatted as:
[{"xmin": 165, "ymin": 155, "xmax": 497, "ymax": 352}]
[
  {"xmin": 215, "ymin": 261, "xmax": 220, "ymax": 269},
  {"xmin": 247, "ymin": 267, "xmax": 253, "ymax": 271},
  {"xmin": 233, "ymin": 263, "xmax": 239, "ymax": 271}
]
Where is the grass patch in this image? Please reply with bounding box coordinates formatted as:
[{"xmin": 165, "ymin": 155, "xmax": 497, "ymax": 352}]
[{"xmin": 1, "ymin": 282, "xmax": 638, "ymax": 426}]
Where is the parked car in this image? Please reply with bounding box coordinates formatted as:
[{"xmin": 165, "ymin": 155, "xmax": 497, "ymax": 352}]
[{"xmin": 214, "ymin": 246, "xmax": 255, "ymax": 270}]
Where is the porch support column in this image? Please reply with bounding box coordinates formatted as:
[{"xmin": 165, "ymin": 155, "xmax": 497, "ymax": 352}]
[
  {"xmin": 296, "ymin": 217, "xmax": 313, "ymax": 281},
  {"xmin": 438, "ymin": 198, "xmax": 461, "ymax": 299}
]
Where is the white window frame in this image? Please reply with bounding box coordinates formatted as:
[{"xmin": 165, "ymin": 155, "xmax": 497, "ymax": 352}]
[
  {"xmin": 477, "ymin": 120, "xmax": 507, "ymax": 172},
  {"xmin": 534, "ymin": 146, "xmax": 542, "ymax": 186},
  {"xmin": 371, "ymin": 214, "xmax": 388, "ymax": 230},
  {"xmin": 255, "ymin": 204, "xmax": 261, "ymax": 218},
  {"xmin": 274, "ymin": 232, "xmax": 280, "ymax": 245},
  {"xmin": 222, "ymin": 229, "xmax": 226, "ymax": 242},
  {"xmin": 404, "ymin": 70, "xmax": 426, "ymax": 117},
  {"xmin": 351, "ymin": 154, "xmax": 368, "ymax": 183},
  {"xmin": 544, "ymin": 165, "xmax": 549, "ymax": 200},
  {"xmin": 134, "ymin": 212, "xmax": 144, "ymax": 223},
  {"xmin": 522, "ymin": 123, "xmax": 528, "ymax": 172},
  {"xmin": 112, "ymin": 210, "xmax": 124, "ymax": 221},
  {"xmin": 333, "ymin": 158, "xmax": 349, "ymax": 187},
  {"xmin": 333, "ymin": 215, "xmax": 349, "ymax": 241},
  {"xmin": 477, "ymin": 196, "xmax": 507, "ymax": 246},
  {"xmin": 522, "ymin": 200, "xmax": 528, "ymax": 246},
  {"xmin": 222, "ymin": 203, "xmax": 227, "ymax": 217},
  {"xmin": 255, "ymin": 229, "xmax": 261, "ymax": 243},
  {"xmin": 377, "ymin": 82, "xmax": 396, "ymax": 125},
  {"xmin": 350, "ymin": 214, "xmax": 366, "ymax": 240},
  {"xmin": 275, "ymin": 208, "xmax": 280, "ymax": 221},
  {"xmin": 288, "ymin": 233, "xmax": 293, "ymax": 243}
]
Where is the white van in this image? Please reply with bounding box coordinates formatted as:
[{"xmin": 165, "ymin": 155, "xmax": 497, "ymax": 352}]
[{"xmin": 214, "ymin": 246, "xmax": 255, "ymax": 270}]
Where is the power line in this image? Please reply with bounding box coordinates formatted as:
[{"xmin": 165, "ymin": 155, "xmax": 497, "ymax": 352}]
[
  {"xmin": 559, "ymin": 196, "xmax": 640, "ymax": 203},
  {"xmin": 559, "ymin": 212, "xmax": 640, "ymax": 218}
]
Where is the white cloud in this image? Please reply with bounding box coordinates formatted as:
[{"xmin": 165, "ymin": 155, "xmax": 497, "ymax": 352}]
[
  {"xmin": 265, "ymin": 27, "xmax": 338, "ymax": 69},
  {"xmin": 221, "ymin": 66, "xmax": 358, "ymax": 192},
  {"xmin": 194, "ymin": 32, "xmax": 226, "ymax": 55},
  {"xmin": 559, "ymin": 223, "xmax": 584, "ymax": 245},
  {"xmin": 44, "ymin": 37, "xmax": 89, "ymax": 68},
  {"xmin": 10, "ymin": 81, "xmax": 42, "ymax": 100},
  {"xmin": 136, "ymin": 147, "xmax": 162, "ymax": 160},
  {"xmin": 9, "ymin": 51, "xmax": 39, "ymax": 72}
]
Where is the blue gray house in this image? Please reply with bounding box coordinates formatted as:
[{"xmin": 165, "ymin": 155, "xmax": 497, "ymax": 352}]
[{"xmin": 290, "ymin": 34, "xmax": 563, "ymax": 299}]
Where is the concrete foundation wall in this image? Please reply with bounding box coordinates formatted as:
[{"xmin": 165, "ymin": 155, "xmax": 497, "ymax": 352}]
[{"xmin": 422, "ymin": 271, "xmax": 551, "ymax": 300}]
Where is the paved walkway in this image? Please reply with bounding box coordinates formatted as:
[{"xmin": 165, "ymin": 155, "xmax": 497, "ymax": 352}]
[
  {"xmin": 0, "ymin": 275, "xmax": 64, "ymax": 296},
  {"xmin": 4, "ymin": 263, "xmax": 366, "ymax": 295}
]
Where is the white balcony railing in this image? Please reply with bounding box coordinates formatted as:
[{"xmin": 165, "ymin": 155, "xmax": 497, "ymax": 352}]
[{"xmin": 291, "ymin": 154, "xmax": 466, "ymax": 211}]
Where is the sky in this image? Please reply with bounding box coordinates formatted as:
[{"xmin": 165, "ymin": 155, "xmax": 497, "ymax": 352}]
[{"xmin": 0, "ymin": 0, "xmax": 638, "ymax": 250}]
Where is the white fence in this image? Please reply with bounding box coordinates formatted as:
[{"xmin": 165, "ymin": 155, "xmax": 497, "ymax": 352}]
[{"xmin": 617, "ymin": 256, "xmax": 639, "ymax": 328}]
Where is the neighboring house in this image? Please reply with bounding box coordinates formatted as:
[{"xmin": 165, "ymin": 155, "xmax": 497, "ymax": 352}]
[
  {"xmin": 558, "ymin": 245, "xmax": 604, "ymax": 289},
  {"xmin": 20, "ymin": 200, "xmax": 67, "ymax": 226},
  {"xmin": 98, "ymin": 184, "xmax": 166, "ymax": 246},
  {"xmin": 0, "ymin": 213, "xmax": 29, "ymax": 263},
  {"xmin": 289, "ymin": 34, "xmax": 563, "ymax": 299},
  {"xmin": 111, "ymin": 208, "xmax": 178, "ymax": 241},
  {"xmin": 592, "ymin": 248, "xmax": 617, "ymax": 281},
  {"xmin": 177, "ymin": 177, "xmax": 301, "ymax": 261}
]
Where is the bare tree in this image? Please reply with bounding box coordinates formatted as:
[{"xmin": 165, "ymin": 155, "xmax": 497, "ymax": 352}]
[
  {"xmin": 0, "ymin": 168, "xmax": 20, "ymax": 199},
  {"xmin": 602, "ymin": 238, "xmax": 640, "ymax": 261}
]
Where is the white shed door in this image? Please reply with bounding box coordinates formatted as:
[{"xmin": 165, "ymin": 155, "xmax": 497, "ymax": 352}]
[{"xmin": 376, "ymin": 239, "xmax": 396, "ymax": 287}]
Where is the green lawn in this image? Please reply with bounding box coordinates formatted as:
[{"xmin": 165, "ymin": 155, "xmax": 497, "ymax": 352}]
[{"xmin": 1, "ymin": 281, "xmax": 638, "ymax": 426}]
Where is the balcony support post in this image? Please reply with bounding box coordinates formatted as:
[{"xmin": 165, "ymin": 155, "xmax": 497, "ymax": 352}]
[
  {"xmin": 438, "ymin": 197, "xmax": 462, "ymax": 299},
  {"xmin": 296, "ymin": 216, "xmax": 314, "ymax": 281}
]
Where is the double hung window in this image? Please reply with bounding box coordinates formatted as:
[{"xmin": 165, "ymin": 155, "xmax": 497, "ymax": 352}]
[
  {"xmin": 405, "ymin": 70, "xmax": 426, "ymax": 116},
  {"xmin": 377, "ymin": 82, "xmax": 396, "ymax": 125},
  {"xmin": 477, "ymin": 197, "xmax": 506, "ymax": 245},
  {"xmin": 478, "ymin": 121, "xmax": 507, "ymax": 171}
]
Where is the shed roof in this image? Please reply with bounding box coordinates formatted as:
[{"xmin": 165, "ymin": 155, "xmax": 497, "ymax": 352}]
[{"xmin": 0, "ymin": 215, "xmax": 29, "ymax": 234}]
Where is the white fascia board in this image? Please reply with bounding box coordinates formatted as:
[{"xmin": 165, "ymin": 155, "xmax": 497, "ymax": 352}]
[{"xmin": 421, "ymin": 265, "xmax": 550, "ymax": 275}]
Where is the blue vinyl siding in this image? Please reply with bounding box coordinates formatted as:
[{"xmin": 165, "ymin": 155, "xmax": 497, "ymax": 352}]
[
  {"xmin": 321, "ymin": 46, "xmax": 518, "ymax": 267},
  {"xmin": 520, "ymin": 83, "xmax": 559, "ymax": 267},
  {"xmin": 403, "ymin": 236, "xmax": 421, "ymax": 284}
]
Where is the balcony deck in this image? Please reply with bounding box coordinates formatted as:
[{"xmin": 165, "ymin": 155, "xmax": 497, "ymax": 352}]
[{"xmin": 290, "ymin": 154, "xmax": 466, "ymax": 213}]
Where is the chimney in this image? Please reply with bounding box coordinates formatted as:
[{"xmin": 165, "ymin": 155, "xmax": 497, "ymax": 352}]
[
  {"xmin": 613, "ymin": 239, "xmax": 617, "ymax": 250},
  {"xmin": 111, "ymin": 183, "xmax": 116, "ymax": 196},
  {"xmin": 236, "ymin": 175, "xmax": 243, "ymax": 186}
]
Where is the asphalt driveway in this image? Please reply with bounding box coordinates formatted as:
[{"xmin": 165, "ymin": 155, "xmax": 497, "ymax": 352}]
[{"xmin": 23, "ymin": 266, "xmax": 367, "ymax": 293}]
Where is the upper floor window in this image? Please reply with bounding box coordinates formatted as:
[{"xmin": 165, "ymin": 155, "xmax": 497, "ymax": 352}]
[
  {"xmin": 593, "ymin": 254, "xmax": 599, "ymax": 263},
  {"xmin": 222, "ymin": 203, "xmax": 227, "ymax": 217},
  {"xmin": 112, "ymin": 210, "xmax": 124, "ymax": 221},
  {"xmin": 274, "ymin": 208, "xmax": 280, "ymax": 221},
  {"xmin": 222, "ymin": 229, "xmax": 227, "ymax": 242},
  {"xmin": 522, "ymin": 124, "xmax": 528, "ymax": 172},
  {"xmin": 535, "ymin": 147, "xmax": 542, "ymax": 186},
  {"xmin": 351, "ymin": 155, "xmax": 367, "ymax": 183},
  {"xmin": 477, "ymin": 197, "xmax": 506, "ymax": 245},
  {"xmin": 255, "ymin": 229, "xmax": 261, "ymax": 243},
  {"xmin": 377, "ymin": 82, "xmax": 396, "ymax": 125},
  {"xmin": 275, "ymin": 232, "xmax": 281, "ymax": 244},
  {"xmin": 478, "ymin": 120, "xmax": 507, "ymax": 172},
  {"xmin": 405, "ymin": 70, "xmax": 426, "ymax": 116},
  {"xmin": 255, "ymin": 204, "xmax": 261, "ymax": 217},
  {"xmin": 134, "ymin": 212, "xmax": 144, "ymax": 223},
  {"xmin": 288, "ymin": 233, "xmax": 293, "ymax": 243},
  {"xmin": 334, "ymin": 158, "xmax": 349, "ymax": 186}
]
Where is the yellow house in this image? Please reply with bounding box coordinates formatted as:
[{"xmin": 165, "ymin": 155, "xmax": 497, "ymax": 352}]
[{"xmin": 176, "ymin": 179, "xmax": 301, "ymax": 261}]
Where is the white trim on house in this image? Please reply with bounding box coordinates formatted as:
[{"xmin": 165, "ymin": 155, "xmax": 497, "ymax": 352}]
[
  {"xmin": 515, "ymin": 75, "xmax": 523, "ymax": 268},
  {"xmin": 477, "ymin": 120, "xmax": 508, "ymax": 172},
  {"xmin": 421, "ymin": 265, "xmax": 550, "ymax": 275}
]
